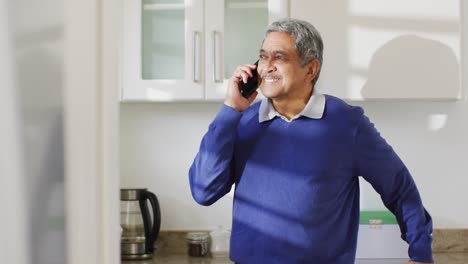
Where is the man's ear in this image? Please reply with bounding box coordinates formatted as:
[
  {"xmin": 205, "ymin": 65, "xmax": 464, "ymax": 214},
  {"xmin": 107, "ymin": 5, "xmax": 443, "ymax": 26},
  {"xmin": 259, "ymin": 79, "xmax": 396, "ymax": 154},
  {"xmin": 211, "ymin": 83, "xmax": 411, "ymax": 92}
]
[{"xmin": 306, "ymin": 59, "xmax": 321, "ymax": 81}]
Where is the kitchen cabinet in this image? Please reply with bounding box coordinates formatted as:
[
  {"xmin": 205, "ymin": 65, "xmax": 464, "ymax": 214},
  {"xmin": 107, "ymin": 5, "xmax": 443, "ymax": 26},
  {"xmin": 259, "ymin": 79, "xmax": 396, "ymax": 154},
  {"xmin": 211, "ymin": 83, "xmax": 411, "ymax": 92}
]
[
  {"xmin": 122, "ymin": 0, "xmax": 289, "ymax": 101},
  {"xmin": 290, "ymin": 0, "xmax": 463, "ymax": 100}
]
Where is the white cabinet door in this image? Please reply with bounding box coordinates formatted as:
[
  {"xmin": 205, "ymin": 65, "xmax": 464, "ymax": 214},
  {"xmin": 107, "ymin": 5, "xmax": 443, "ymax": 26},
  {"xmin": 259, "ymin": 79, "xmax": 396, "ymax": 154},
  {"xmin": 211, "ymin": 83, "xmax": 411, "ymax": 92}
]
[
  {"xmin": 123, "ymin": 0, "xmax": 289, "ymax": 102},
  {"xmin": 122, "ymin": 0, "xmax": 204, "ymax": 101},
  {"xmin": 290, "ymin": 0, "xmax": 462, "ymax": 100},
  {"xmin": 204, "ymin": 0, "xmax": 289, "ymax": 100}
]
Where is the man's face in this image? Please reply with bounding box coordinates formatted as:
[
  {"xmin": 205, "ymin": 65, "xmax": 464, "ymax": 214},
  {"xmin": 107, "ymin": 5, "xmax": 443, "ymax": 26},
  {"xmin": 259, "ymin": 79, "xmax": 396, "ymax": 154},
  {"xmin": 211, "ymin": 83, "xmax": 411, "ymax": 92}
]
[{"xmin": 257, "ymin": 32, "xmax": 314, "ymax": 101}]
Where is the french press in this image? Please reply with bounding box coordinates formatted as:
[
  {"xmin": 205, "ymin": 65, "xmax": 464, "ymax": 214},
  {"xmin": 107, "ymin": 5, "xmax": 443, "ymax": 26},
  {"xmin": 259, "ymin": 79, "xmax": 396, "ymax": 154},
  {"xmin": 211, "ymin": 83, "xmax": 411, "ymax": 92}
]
[{"xmin": 120, "ymin": 188, "xmax": 161, "ymax": 260}]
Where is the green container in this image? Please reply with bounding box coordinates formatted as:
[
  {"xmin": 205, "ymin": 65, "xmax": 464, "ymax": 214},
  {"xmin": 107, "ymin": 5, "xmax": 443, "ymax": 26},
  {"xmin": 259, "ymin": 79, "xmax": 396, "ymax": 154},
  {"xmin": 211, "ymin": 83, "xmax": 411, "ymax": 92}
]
[{"xmin": 359, "ymin": 210, "xmax": 398, "ymax": 225}]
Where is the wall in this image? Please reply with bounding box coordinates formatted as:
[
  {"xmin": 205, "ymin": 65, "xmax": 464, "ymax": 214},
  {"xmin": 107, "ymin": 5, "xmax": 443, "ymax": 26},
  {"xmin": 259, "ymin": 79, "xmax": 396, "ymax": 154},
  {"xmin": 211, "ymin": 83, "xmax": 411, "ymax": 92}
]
[
  {"xmin": 120, "ymin": 2, "xmax": 468, "ymax": 230},
  {"xmin": 120, "ymin": 103, "xmax": 234, "ymax": 230},
  {"xmin": 120, "ymin": 98, "xmax": 468, "ymax": 230}
]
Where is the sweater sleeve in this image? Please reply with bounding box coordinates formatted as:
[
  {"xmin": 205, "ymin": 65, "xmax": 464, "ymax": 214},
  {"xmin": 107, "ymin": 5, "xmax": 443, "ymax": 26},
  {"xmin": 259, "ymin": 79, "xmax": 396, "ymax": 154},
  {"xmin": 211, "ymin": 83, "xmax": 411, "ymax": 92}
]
[
  {"xmin": 188, "ymin": 104, "xmax": 242, "ymax": 206},
  {"xmin": 353, "ymin": 111, "xmax": 433, "ymax": 263}
]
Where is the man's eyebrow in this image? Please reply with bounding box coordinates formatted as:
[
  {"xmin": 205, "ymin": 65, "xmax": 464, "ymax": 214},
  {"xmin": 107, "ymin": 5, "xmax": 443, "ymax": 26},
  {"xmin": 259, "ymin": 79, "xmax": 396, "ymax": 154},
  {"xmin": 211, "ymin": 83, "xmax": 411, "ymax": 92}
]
[{"xmin": 259, "ymin": 49, "xmax": 288, "ymax": 55}]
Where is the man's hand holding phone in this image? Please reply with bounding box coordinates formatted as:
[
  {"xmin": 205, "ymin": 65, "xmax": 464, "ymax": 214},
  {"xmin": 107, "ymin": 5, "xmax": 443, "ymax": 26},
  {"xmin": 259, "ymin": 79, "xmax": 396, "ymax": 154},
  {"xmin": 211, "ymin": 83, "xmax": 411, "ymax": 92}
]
[{"xmin": 224, "ymin": 62, "xmax": 259, "ymax": 112}]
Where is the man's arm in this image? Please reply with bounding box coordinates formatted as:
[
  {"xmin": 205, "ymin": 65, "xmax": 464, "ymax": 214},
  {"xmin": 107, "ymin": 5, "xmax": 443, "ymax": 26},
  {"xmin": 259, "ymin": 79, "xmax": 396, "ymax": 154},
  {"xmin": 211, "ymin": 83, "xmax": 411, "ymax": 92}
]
[
  {"xmin": 188, "ymin": 104, "xmax": 242, "ymax": 205},
  {"xmin": 353, "ymin": 111, "xmax": 433, "ymax": 263},
  {"xmin": 188, "ymin": 63, "xmax": 258, "ymax": 206}
]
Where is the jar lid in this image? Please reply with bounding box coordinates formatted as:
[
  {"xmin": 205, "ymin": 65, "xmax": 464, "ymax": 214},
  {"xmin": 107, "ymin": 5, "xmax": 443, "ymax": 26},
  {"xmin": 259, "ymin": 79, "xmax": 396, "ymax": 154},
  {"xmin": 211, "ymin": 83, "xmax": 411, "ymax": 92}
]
[{"xmin": 186, "ymin": 232, "xmax": 209, "ymax": 242}]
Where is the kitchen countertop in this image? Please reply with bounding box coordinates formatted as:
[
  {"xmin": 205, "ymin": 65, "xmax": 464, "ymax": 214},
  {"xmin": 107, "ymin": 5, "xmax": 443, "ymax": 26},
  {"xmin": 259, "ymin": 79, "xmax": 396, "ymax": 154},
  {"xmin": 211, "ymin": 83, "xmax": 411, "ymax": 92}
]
[
  {"xmin": 123, "ymin": 229, "xmax": 468, "ymax": 263},
  {"xmin": 122, "ymin": 252, "xmax": 468, "ymax": 264}
]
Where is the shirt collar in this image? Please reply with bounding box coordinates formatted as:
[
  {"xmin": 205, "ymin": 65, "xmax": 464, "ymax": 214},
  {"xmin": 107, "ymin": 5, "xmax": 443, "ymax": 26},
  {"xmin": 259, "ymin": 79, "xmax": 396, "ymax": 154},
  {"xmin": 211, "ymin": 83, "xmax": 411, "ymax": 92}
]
[{"xmin": 258, "ymin": 91, "xmax": 326, "ymax": 123}]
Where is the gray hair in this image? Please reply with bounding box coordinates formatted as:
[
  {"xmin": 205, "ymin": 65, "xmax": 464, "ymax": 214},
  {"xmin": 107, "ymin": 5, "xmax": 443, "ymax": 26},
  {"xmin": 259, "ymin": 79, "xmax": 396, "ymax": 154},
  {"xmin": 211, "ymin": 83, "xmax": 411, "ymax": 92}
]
[{"xmin": 264, "ymin": 18, "xmax": 324, "ymax": 86}]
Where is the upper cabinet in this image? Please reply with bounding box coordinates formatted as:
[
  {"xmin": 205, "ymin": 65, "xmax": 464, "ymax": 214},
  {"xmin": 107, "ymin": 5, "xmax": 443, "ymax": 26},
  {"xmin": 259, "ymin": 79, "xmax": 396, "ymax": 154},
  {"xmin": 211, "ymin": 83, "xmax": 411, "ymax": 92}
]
[
  {"xmin": 122, "ymin": 0, "xmax": 463, "ymax": 102},
  {"xmin": 290, "ymin": 0, "xmax": 463, "ymax": 100},
  {"xmin": 122, "ymin": 0, "xmax": 289, "ymax": 102}
]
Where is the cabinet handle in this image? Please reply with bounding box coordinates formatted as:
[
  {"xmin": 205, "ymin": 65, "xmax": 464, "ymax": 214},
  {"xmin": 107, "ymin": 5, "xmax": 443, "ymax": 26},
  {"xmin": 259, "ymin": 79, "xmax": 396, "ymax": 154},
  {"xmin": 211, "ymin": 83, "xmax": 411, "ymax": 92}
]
[
  {"xmin": 212, "ymin": 31, "xmax": 223, "ymax": 83},
  {"xmin": 193, "ymin": 31, "xmax": 200, "ymax": 83}
]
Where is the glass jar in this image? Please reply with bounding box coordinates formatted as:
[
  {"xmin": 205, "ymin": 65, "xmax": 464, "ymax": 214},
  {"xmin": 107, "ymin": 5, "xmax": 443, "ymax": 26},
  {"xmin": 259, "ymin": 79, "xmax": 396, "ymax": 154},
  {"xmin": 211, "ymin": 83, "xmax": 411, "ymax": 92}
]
[
  {"xmin": 186, "ymin": 232, "xmax": 209, "ymax": 257},
  {"xmin": 209, "ymin": 226, "xmax": 230, "ymax": 257}
]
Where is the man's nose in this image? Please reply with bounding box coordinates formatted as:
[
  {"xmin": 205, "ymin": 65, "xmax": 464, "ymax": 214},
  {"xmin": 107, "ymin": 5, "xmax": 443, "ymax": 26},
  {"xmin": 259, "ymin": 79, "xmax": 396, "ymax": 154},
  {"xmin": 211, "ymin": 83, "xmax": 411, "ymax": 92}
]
[{"xmin": 262, "ymin": 59, "xmax": 276, "ymax": 74}]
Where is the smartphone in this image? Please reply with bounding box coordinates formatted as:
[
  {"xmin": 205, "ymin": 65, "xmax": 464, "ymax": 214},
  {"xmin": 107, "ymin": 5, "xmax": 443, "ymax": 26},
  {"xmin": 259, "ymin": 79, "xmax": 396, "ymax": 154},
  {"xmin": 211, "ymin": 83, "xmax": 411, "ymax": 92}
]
[{"xmin": 239, "ymin": 60, "xmax": 259, "ymax": 99}]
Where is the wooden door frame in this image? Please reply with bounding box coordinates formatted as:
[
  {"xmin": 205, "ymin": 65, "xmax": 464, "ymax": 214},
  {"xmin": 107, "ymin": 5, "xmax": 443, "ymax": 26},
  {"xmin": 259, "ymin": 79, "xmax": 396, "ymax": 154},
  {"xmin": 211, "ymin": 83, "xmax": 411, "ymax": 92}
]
[{"xmin": 64, "ymin": 0, "xmax": 121, "ymax": 263}]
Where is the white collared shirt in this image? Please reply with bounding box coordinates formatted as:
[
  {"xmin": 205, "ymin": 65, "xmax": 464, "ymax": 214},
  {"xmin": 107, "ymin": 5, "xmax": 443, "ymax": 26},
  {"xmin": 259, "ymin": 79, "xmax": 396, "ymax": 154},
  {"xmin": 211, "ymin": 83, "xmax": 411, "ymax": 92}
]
[{"xmin": 258, "ymin": 91, "xmax": 326, "ymax": 123}]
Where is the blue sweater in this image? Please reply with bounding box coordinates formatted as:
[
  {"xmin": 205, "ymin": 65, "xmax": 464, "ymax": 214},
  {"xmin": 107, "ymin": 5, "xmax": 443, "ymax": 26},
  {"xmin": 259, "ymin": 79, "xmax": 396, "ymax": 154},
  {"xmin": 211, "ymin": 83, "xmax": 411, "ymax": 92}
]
[{"xmin": 189, "ymin": 95, "xmax": 433, "ymax": 264}]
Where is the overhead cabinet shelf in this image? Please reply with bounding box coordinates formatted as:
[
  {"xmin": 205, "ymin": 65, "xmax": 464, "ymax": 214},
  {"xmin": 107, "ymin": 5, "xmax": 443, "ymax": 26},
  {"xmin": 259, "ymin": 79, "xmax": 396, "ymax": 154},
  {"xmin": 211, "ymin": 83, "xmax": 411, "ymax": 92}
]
[
  {"xmin": 290, "ymin": 0, "xmax": 463, "ymax": 101},
  {"xmin": 143, "ymin": 3, "xmax": 186, "ymax": 11},
  {"xmin": 226, "ymin": 2, "xmax": 268, "ymax": 9},
  {"xmin": 122, "ymin": 0, "xmax": 289, "ymax": 102},
  {"xmin": 121, "ymin": 0, "xmax": 463, "ymax": 101}
]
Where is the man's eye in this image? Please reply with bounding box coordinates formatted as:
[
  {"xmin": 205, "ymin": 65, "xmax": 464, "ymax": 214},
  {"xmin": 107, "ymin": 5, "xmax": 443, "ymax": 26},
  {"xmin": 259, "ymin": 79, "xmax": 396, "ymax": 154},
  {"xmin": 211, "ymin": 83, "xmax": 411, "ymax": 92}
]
[
  {"xmin": 276, "ymin": 56, "xmax": 283, "ymax": 60},
  {"xmin": 259, "ymin": 54, "xmax": 267, "ymax": 60}
]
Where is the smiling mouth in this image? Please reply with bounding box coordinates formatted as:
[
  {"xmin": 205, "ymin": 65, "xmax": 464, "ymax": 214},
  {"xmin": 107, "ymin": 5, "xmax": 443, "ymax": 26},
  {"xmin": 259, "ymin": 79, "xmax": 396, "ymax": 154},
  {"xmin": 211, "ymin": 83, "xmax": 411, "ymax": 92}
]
[{"xmin": 262, "ymin": 76, "xmax": 281, "ymax": 83}]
